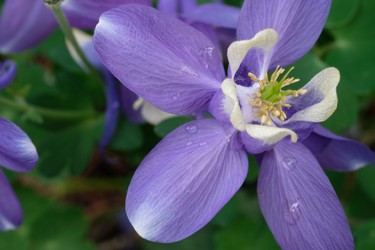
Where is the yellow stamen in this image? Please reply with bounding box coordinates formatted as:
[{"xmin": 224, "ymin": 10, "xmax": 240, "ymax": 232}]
[{"xmin": 248, "ymin": 66, "xmax": 307, "ymax": 125}]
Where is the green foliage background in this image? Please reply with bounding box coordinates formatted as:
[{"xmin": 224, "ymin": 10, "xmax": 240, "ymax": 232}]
[{"xmin": 0, "ymin": 0, "xmax": 375, "ymax": 249}]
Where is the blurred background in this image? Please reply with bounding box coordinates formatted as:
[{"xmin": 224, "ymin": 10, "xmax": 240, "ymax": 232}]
[{"xmin": 0, "ymin": 0, "xmax": 375, "ymax": 249}]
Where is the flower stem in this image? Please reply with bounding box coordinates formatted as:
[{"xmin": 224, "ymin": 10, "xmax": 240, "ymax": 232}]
[
  {"xmin": 0, "ymin": 96, "xmax": 97, "ymax": 120},
  {"xmin": 45, "ymin": 0, "xmax": 96, "ymax": 73}
]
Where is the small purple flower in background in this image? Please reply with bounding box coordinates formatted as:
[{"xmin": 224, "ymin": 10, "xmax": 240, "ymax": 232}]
[
  {"xmin": 0, "ymin": 61, "xmax": 39, "ymax": 231},
  {"xmin": 66, "ymin": 29, "xmax": 173, "ymax": 153},
  {"xmin": 93, "ymin": 0, "xmax": 375, "ymax": 248},
  {"xmin": 158, "ymin": 0, "xmax": 239, "ymax": 57},
  {"xmin": 0, "ymin": 0, "xmax": 151, "ymax": 54}
]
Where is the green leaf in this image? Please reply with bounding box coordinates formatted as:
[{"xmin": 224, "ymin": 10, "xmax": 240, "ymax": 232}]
[
  {"xmin": 110, "ymin": 118, "xmax": 144, "ymax": 152},
  {"xmin": 354, "ymin": 219, "xmax": 375, "ymax": 250},
  {"xmin": 25, "ymin": 116, "xmax": 104, "ymax": 177},
  {"xmin": 358, "ymin": 167, "xmax": 375, "ymax": 204},
  {"xmin": 0, "ymin": 187, "xmax": 95, "ymax": 250}
]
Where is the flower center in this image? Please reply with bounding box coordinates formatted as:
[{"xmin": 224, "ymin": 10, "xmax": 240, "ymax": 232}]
[{"xmin": 248, "ymin": 66, "xmax": 307, "ymax": 125}]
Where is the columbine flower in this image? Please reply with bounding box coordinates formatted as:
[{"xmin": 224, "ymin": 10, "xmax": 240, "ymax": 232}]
[
  {"xmin": 0, "ymin": 61, "xmax": 39, "ymax": 230},
  {"xmin": 0, "ymin": 0, "xmax": 151, "ymax": 54},
  {"xmin": 93, "ymin": 1, "xmax": 375, "ymax": 248}
]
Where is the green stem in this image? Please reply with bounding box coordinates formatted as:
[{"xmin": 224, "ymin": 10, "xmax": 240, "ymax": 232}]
[
  {"xmin": 45, "ymin": 0, "xmax": 96, "ymax": 73},
  {"xmin": 0, "ymin": 96, "xmax": 97, "ymax": 120}
]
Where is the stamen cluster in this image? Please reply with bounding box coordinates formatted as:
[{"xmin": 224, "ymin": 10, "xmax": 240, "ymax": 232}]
[{"xmin": 248, "ymin": 66, "xmax": 307, "ymax": 125}]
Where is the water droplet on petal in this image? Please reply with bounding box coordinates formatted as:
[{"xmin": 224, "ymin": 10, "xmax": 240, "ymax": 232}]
[
  {"xmin": 185, "ymin": 124, "xmax": 197, "ymax": 134},
  {"xmin": 284, "ymin": 198, "xmax": 302, "ymax": 225},
  {"xmin": 199, "ymin": 142, "xmax": 207, "ymax": 147},
  {"xmin": 186, "ymin": 141, "xmax": 193, "ymax": 146},
  {"xmin": 172, "ymin": 93, "xmax": 180, "ymax": 100},
  {"xmin": 283, "ymin": 156, "xmax": 297, "ymax": 171}
]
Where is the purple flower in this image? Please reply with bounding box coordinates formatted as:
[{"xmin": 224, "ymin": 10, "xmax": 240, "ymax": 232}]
[
  {"xmin": 0, "ymin": 0, "xmax": 151, "ymax": 54},
  {"xmin": 93, "ymin": 1, "xmax": 375, "ymax": 248},
  {"xmin": 158, "ymin": 0, "xmax": 239, "ymax": 57},
  {"xmin": 0, "ymin": 61, "xmax": 39, "ymax": 231}
]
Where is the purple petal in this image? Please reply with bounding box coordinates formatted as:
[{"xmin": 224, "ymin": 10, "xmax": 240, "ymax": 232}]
[
  {"xmin": 237, "ymin": 0, "xmax": 331, "ymax": 68},
  {"xmin": 258, "ymin": 140, "xmax": 353, "ymax": 249},
  {"xmin": 62, "ymin": 0, "xmax": 151, "ymax": 29},
  {"xmin": 0, "ymin": 170, "xmax": 22, "ymax": 231},
  {"xmin": 0, "ymin": 0, "xmax": 56, "ymax": 54},
  {"xmin": 120, "ymin": 86, "xmax": 144, "ymax": 124},
  {"xmin": 0, "ymin": 60, "xmax": 17, "ymax": 89},
  {"xmin": 126, "ymin": 118, "xmax": 248, "ymax": 242},
  {"xmin": 182, "ymin": 3, "xmax": 240, "ymax": 29},
  {"xmin": 93, "ymin": 4, "xmax": 225, "ymax": 115},
  {"xmin": 188, "ymin": 22, "xmax": 221, "ymax": 55},
  {"xmin": 0, "ymin": 118, "xmax": 38, "ymax": 172},
  {"xmin": 180, "ymin": 0, "xmax": 197, "ymax": 13},
  {"xmin": 157, "ymin": 0, "xmax": 178, "ymax": 16},
  {"xmin": 303, "ymin": 125, "xmax": 375, "ymax": 171},
  {"xmin": 99, "ymin": 70, "xmax": 120, "ymax": 152}
]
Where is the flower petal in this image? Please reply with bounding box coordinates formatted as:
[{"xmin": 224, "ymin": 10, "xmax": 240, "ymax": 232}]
[
  {"xmin": 93, "ymin": 4, "xmax": 225, "ymax": 115},
  {"xmin": 157, "ymin": 0, "xmax": 178, "ymax": 16},
  {"xmin": 303, "ymin": 125, "xmax": 375, "ymax": 171},
  {"xmin": 0, "ymin": 60, "xmax": 17, "ymax": 89},
  {"xmin": 0, "ymin": 0, "xmax": 56, "ymax": 54},
  {"xmin": 140, "ymin": 101, "xmax": 175, "ymax": 125},
  {"xmin": 0, "ymin": 170, "xmax": 22, "ymax": 231},
  {"xmin": 120, "ymin": 86, "xmax": 144, "ymax": 124},
  {"xmin": 126, "ymin": 118, "xmax": 248, "ymax": 242},
  {"xmin": 284, "ymin": 68, "xmax": 339, "ymax": 124},
  {"xmin": 0, "ymin": 118, "xmax": 38, "ymax": 172},
  {"xmin": 182, "ymin": 3, "xmax": 240, "ymax": 29},
  {"xmin": 61, "ymin": 0, "xmax": 151, "ymax": 29},
  {"xmin": 99, "ymin": 70, "xmax": 120, "ymax": 152},
  {"xmin": 243, "ymin": 125, "xmax": 297, "ymax": 150},
  {"xmin": 66, "ymin": 29, "xmax": 103, "ymax": 72},
  {"xmin": 258, "ymin": 140, "xmax": 354, "ymax": 249},
  {"xmin": 228, "ymin": 29, "xmax": 278, "ymax": 79},
  {"xmin": 237, "ymin": 0, "xmax": 331, "ymax": 68}
]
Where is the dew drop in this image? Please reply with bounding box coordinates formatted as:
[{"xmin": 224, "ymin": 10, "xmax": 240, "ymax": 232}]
[
  {"xmin": 172, "ymin": 93, "xmax": 180, "ymax": 100},
  {"xmin": 199, "ymin": 142, "xmax": 207, "ymax": 147},
  {"xmin": 185, "ymin": 124, "xmax": 197, "ymax": 134},
  {"xmin": 185, "ymin": 141, "xmax": 193, "ymax": 146},
  {"xmin": 284, "ymin": 198, "xmax": 302, "ymax": 225},
  {"xmin": 283, "ymin": 156, "xmax": 297, "ymax": 171}
]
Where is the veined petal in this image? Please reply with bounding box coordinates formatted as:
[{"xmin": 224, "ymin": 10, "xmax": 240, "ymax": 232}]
[
  {"xmin": 237, "ymin": 0, "xmax": 331, "ymax": 68},
  {"xmin": 303, "ymin": 125, "xmax": 375, "ymax": 171},
  {"xmin": 182, "ymin": 3, "xmax": 240, "ymax": 29},
  {"xmin": 94, "ymin": 5, "xmax": 225, "ymax": 115},
  {"xmin": 126, "ymin": 119, "xmax": 248, "ymax": 242},
  {"xmin": 0, "ymin": 60, "xmax": 16, "ymax": 89},
  {"xmin": 61, "ymin": 0, "xmax": 151, "ymax": 29},
  {"xmin": 258, "ymin": 141, "xmax": 353, "ymax": 250},
  {"xmin": 0, "ymin": 0, "xmax": 56, "ymax": 54},
  {"xmin": 0, "ymin": 118, "xmax": 38, "ymax": 172},
  {"xmin": 285, "ymin": 68, "xmax": 339, "ymax": 124},
  {"xmin": 227, "ymin": 29, "xmax": 278, "ymax": 79},
  {"xmin": 0, "ymin": 170, "xmax": 22, "ymax": 231}
]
